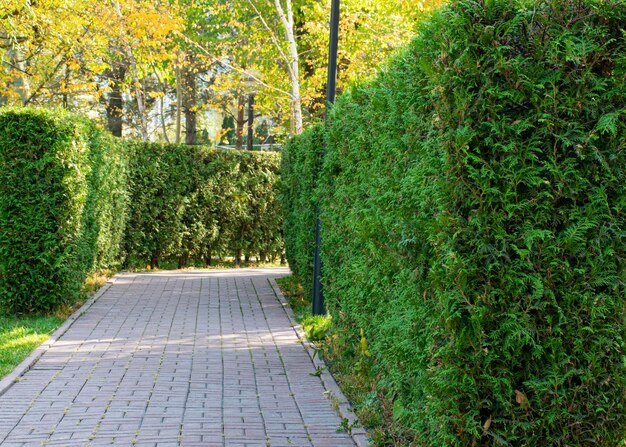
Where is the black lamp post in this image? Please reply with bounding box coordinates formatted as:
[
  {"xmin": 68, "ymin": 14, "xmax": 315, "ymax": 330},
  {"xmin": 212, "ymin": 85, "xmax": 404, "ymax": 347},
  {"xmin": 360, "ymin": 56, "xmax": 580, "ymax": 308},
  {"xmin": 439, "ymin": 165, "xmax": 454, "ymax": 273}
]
[{"xmin": 312, "ymin": 0, "xmax": 340, "ymax": 316}]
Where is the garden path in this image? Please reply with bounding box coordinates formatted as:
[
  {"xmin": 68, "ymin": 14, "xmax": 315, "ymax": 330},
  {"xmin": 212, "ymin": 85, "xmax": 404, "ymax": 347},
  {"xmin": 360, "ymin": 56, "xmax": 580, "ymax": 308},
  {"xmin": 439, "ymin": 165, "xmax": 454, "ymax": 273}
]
[{"xmin": 0, "ymin": 268, "xmax": 356, "ymax": 447}]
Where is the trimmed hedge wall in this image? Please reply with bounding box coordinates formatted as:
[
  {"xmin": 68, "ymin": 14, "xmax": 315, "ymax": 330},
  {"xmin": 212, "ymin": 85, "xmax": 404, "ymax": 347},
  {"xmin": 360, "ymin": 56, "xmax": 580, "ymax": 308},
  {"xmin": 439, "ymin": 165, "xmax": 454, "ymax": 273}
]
[
  {"xmin": 280, "ymin": 124, "xmax": 324, "ymax": 297},
  {"xmin": 0, "ymin": 110, "xmax": 283, "ymax": 314},
  {"xmin": 124, "ymin": 142, "xmax": 282, "ymax": 268},
  {"xmin": 0, "ymin": 109, "xmax": 129, "ymax": 313},
  {"xmin": 282, "ymin": 0, "xmax": 626, "ymax": 445}
]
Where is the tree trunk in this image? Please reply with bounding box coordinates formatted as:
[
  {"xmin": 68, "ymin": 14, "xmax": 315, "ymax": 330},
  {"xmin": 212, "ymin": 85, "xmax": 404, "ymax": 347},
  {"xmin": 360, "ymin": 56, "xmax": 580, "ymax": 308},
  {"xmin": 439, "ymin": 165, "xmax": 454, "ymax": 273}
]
[
  {"xmin": 205, "ymin": 250, "xmax": 212, "ymax": 267},
  {"xmin": 0, "ymin": 50, "xmax": 7, "ymax": 105},
  {"xmin": 62, "ymin": 63, "xmax": 70, "ymax": 109},
  {"xmin": 274, "ymin": 0, "xmax": 303, "ymax": 134},
  {"xmin": 178, "ymin": 252, "xmax": 189, "ymax": 269},
  {"xmin": 247, "ymin": 94, "xmax": 255, "ymax": 150},
  {"xmin": 152, "ymin": 66, "xmax": 170, "ymax": 143},
  {"xmin": 105, "ymin": 61, "xmax": 126, "ymax": 137},
  {"xmin": 150, "ymin": 254, "xmax": 160, "ymax": 270},
  {"xmin": 235, "ymin": 248, "xmax": 242, "ymax": 267},
  {"xmin": 129, "ymin": 55, "xmax": 148, "ymax": 140},
  {"xmin": 175, "ymin": 63, "xmax": 182, "ymax": 144},
  {"xmin": 159, "ymin": 94, "xmax": 169, "ymax": 143},
  {"xmin": 247, "ymin": 0, "xmax": 302, "ymax": 134},
  {"xmin": 183, "ymin": 53, "xmax": 197, "ymax": 145},
  {"xmin": 235, "ymin": 95, "xmax": 245, "ymax": 150},
  {"xmin": 114, "ymin": 1, "xmax": 148, "ymax": 140}
]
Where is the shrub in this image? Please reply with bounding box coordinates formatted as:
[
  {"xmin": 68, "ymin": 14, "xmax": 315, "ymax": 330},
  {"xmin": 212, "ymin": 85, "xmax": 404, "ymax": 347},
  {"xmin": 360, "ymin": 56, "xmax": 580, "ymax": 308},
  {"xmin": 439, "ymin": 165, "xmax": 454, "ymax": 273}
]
[
  {"xmin": 123, "ymin": 141, "xmax": 192, "ymax": 267},
  {"xmin": 283, "ymin": 0, "xmax": 626, "ymax": 445},
  {"xmin": 124, "ymin": 142, "xmax": 282, "ymax": 268},
  {"xmin": 229, "ymin": 150, "xmax": 284, "ymax": 264},
  {"xmin": 0, "ymin": 110, "xmax": 283, "ymax": 313},
  {"xmin": 0, "ymin": 108, "xmax": 129, "ymax": 313},
  {"xmin": 280, "ymin": 124, "xmax": 325, "ymax": 297}
]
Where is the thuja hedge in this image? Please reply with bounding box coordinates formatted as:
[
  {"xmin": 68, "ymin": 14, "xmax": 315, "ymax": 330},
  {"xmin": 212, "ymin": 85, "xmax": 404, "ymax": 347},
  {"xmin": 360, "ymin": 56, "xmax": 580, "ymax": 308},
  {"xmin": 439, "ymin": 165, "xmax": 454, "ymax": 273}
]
[
  {"xmin": 282, "ymin": 0, "xmax": 626, "ymax": 445},
  {"xmin": 0, "ymin": 109, "xmax": 283, "ymax": 313},
  {"xmin": 280, "ymin": 124, "xmax": 324, "ymax": 297},
  {"xmin": 124, "ymin": 142, "xmax": 283, "ymax": 268},
  {"xmin": 0, "ymin": 108, "xmax": 129, "ymax": 314}
]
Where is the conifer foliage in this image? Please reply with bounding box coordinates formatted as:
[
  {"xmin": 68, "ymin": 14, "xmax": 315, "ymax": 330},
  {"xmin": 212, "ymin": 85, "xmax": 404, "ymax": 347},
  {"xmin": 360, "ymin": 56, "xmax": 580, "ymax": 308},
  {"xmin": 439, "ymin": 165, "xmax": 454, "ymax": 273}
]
[
  {"xmin": 0, "ymin": 109, "xmax": 129, "ymax": 313},
  {"xmin": 0, "ymin": 109, "xmax": 283, "ymax": 314},
  {"xmin": 280, "ymin": 124, "xmax": 325, "ymax": 297},
  {"xmin": 124, "ymin": 142, "xmax": 282, "ymax": 268},
  {"xmin": 281, "ymin": 0, "xmax": 626, "ymax": 444}
]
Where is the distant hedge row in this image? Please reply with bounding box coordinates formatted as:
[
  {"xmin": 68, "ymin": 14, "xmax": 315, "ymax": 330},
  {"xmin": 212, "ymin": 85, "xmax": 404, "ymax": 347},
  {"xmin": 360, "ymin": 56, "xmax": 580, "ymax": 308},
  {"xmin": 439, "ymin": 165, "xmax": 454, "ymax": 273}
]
[
  {"xmin": 281, "ymin": 0, "xmax": 626, "ymax": 445},
  {"xmin": 124, "ymin": 142, "xmax": 282, "ymax": 269},
  {"xmin": 0, "ymin": 108, "xmax": 282, "ymax": 314}
]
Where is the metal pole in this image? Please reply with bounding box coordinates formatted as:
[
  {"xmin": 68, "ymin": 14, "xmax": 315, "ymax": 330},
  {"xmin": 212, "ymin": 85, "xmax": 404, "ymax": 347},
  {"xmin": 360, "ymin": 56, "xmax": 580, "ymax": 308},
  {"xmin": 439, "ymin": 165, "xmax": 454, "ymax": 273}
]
[
  {"xmin": 247, "ymin": 93, "xmax": 255, "ymax": 151},
  {"xmin": 312, "ymin": 0, "xmax": 340, "ymax": 316},
  {"xmin": 325, "ymin": 0, "xmax": 340, "ymax": 110}
]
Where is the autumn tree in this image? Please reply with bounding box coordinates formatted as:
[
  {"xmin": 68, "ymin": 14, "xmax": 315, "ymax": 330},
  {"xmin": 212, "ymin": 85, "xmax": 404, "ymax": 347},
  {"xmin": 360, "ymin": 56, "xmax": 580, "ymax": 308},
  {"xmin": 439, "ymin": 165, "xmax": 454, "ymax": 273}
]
[
  {"xmin": 173, "ymin": 0, "xmax": 220, "ymax": 145},
  {"xmin": 188, "ymin": 0, "xmax": 443, "ymax": 136},
  {"xmin": 1, "ymin": 0, "xmax": 442, "ymax": 139},
  {"xmin": 0, "ymin": 0, "xmax": 108, "ymax": 107},
  {"xmin": 96, "ymin": 0, "xmax": 183, "ymax": 139},
  {"xmin": 297, "ymin": 0, "xmax": 445, "ymax": 113}
]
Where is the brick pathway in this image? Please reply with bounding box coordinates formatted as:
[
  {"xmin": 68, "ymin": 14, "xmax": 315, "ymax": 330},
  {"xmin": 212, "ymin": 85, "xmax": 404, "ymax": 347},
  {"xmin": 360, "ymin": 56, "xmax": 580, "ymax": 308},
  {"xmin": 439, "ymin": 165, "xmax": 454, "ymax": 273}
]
[{"xmin": 0, "ymin": 269, "xmax": 357, "ymax": 447}]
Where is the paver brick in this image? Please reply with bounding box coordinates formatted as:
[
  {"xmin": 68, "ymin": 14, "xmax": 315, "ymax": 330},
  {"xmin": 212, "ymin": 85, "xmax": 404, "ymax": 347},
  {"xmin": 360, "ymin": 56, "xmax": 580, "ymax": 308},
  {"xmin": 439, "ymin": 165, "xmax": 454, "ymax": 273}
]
[{"xmin": 0, "ymin": 268, "xmax": 358, "ymax": 446}]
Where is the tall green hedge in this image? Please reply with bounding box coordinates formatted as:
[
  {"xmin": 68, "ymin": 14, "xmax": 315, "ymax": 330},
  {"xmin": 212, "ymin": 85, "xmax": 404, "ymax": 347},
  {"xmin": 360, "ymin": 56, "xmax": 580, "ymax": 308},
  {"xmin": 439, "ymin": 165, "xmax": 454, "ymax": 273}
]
[
  {"xmin": 282, "ymin": 0, "xmax": 626, "ymax": 445},
  {"xmin": 0, "ymin": 109, "xmax": 129, "ymax": 313},
  {"xmin": 124, "ymin": 142, "xmax": 282, "ymax": 268},
  {"xmin": 280, "ymin": 124, "xmax": 325, "ymax": 297},
  {"xmin": 0, "ymin": 110, "xmax": 283, "ymax": 314}
]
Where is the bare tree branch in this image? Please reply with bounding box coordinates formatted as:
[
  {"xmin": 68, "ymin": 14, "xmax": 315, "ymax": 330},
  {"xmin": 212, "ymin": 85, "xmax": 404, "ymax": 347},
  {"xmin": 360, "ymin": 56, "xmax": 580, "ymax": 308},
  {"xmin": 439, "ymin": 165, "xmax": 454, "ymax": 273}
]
[
  {"xmin": 175, "ymin": 31, "xmax": 294, "ymax": 100},
  {"xmin": 244, "ymin": 0, "xmax": 295, "ymax": 80}
]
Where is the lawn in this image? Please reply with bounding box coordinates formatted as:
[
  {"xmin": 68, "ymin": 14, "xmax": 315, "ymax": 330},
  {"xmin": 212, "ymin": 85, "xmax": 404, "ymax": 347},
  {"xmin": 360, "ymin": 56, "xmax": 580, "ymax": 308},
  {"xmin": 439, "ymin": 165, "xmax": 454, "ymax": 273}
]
[
  {"xmin": 0, "ymin": 315, "xmax": 63, "ymax": 378},
  {"xmin": 0, "ymin": 270, "xmax": 110, "ymax": 380}
]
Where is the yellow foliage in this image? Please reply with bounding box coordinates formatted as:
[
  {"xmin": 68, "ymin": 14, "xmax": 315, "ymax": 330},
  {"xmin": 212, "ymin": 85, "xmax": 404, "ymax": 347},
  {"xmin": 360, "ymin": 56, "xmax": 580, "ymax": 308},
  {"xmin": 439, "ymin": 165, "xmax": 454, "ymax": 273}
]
[
  {"xmin": 0, "ymin": 0, "xmax": 444, "ymax": 135},
  {"xmin": 0, "ymin": 0, "xmax": 183, "ymax": 107},
  {"xmin": 359, "ymin": 328, "xmax": 372, "ymax": 358}
]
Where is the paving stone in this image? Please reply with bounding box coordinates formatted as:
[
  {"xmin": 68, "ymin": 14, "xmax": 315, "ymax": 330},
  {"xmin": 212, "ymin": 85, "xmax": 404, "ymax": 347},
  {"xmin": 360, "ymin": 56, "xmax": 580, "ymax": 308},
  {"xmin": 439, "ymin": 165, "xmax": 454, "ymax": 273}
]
[{"xmin": 0, "ymin": 268, "xmax": 357, "ymax": 446}]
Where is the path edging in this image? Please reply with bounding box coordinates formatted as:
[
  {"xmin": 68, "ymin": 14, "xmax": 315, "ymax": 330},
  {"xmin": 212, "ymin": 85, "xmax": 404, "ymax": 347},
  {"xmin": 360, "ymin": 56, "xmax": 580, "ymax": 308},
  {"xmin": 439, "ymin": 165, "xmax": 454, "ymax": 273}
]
[
  {"xmin": 268, "ymin": 278, "xmax": 370, "ymax": 447},
  {"xmin": 0, "ymin": 276, "xmax": 119, "ymax": 398}
]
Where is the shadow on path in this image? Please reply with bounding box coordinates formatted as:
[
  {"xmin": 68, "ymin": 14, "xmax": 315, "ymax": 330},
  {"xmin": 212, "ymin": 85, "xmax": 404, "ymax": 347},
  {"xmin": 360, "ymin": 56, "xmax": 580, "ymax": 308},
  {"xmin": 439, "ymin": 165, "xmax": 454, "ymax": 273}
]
[{"xmin": 0, "ymin": 268, "xmax": 356, "ymax": 447}]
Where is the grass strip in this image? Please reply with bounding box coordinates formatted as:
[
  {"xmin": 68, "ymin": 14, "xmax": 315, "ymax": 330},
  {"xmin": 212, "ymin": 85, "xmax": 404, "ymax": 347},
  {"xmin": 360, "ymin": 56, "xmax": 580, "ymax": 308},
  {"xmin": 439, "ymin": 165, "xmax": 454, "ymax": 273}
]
[
  {"xmin": 0, "ymin": 270, "xmax": 111, "ymax": 380},
  {"xmin": 0, "ymin": 315, "xmax": 62, "ymax": 378}
]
